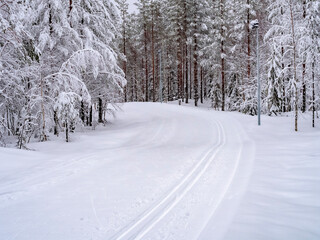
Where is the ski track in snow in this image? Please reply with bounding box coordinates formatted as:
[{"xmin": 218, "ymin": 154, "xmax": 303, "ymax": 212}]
[
  {"xmin": 0, "ymin": 103, "xmax": 253, "ymax": 240},
  {"xmin": 2, "ymin": 102, "xmax": 318, "ymax": 240},
  {"xmin": 111, "ymin": 120, "xmax": 227, "ymax": 240}
]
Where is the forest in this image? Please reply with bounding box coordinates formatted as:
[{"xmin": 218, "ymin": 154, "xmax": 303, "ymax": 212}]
[{"xmin": 0, "ymin": 0, "xmax": 319, "ymax": 148}]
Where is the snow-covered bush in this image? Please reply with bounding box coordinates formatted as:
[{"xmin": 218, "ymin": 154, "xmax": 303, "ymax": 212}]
[{"xmin": 54, "ymin": 92, "xmax": 82, "ymax": 142}]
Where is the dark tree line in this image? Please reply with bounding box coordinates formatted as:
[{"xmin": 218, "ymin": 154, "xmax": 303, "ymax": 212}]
[{"xmin": 119, "ymin": 0, "xmax": 320, "ymax": 131}]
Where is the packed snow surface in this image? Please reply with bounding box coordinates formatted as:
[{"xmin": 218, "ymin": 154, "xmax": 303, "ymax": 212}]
[{"xmin": 0, "ymin": 102, "xmax": 319, "ymax": 240}]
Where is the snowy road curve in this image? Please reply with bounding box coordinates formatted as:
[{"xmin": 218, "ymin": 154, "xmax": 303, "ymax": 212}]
[
  {"xmin": 0, "ymin": 103, "xmax": 254, "ymax": 240},
  {"xmin": 113, "ymin": 120, "xmax": 226, "ymax": 240}
]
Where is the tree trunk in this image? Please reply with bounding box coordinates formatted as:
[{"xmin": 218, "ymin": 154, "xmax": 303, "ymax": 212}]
[
  {"xmin": 123, "ymin": 22, "xmax": 127, "ymax": 102},
  {"xmin": 221, "ymin": 0, "xmax": 225, "ymax": 111},
  {"xmin": 193, "ymin": 30, "xmax": 198, "ymax": 107},
  {"xmin": 302, "ymin": 0, "xmax": 306, "ymax": 113},
  {"xmin": 40, "ymin": 76, "xmax": 47, "ymax": 141},
  {"xmin": 98, "ymin": 98, "xmax": 103, "ymax": 123},
  {"xmin": 65, "ymin": 120, "xmax": 69, "ymax": 143},
  {"xmin": 54, "ymin": 110, "xmax": 59, "ymax": 136},
  {"xmin": 184, "ymin": 0, "xmax": 189, "ymax": 104},
  {"xmin": 189, "ymin": 44, "xmax": 192, "ymax": 98},
  {"xmin": 247, "ymin": 0, "xmax": 251, "ymax": 81},
  {"xmin": 178, "ymin": 44, "xmax": 183, "ymax": 101},
  {"xmin": 280, "ymin": 6, "xmax": 286, "ymax": 113},
  {"xmin": 167, "ymin": 48, "xmax": 171, "ymax": 101},
  {"xmin": 132, "ymin": 55, "xmax": 136, "ymax": 102},
  {"xmin": 151, "ymin": 8, "xmax": 156, "ymax": 102},
  {"xmin": 204, "ymin": 70, "xmax": 207, "ymax": 99},
  {"xmin": 302, "ymin": 63, "xmax": 306, "ymax": 112},
  {"xmin": 134, "ymin": 54, "xmax": 138, "ymax": 101},
  {"xmin": 144, "ymin": 22, "xmax": 149, "ymax": 102},
  {"xmin": 221, "ymin": 40, "xmax": 225, "ymax": 111},
  {"xmin": 200, "ymin": 66, "xmax": 203, "ymax": 104},
  {"xmin": 80, "ymin": 101, "xmax": 85, "ymax": 123},
  {"xmin": 89, "ymin": 106, "xmax": 93, "ymax": 127},
  {"xmin": 69, "ymin": 0, "xmax": 72, "ymax": 13},
  {"xmin": 185, "ymin": 46, "xmax": 189, "ymax": 104},
  {"xmin": 167, "ymin": 74, "xmax": 170, "ymax": 101},
  {"xmin": 141, "ymin": 58, "xmax": 145, "ymax": 100},
  {"xmin": 68, "ymin": 0, "xmax": 73, "ymax": 26},
  {"xmin": 312, "ymin": 61, "xmax": 315, "ymax": 127},
  {"xmin": 182, "ymin": 45, "xmax": 185, "ymax": 102},
  {"xmin": 289, "ymin": 0, "xmax": 298, "ymax": 131},
  {"xmin": 49, "ymin": 4, "xmax": 53, "ymax": 34},
  {"xmin": 281, "ymin": 46, "xmax": 286, "ymax": 113}
]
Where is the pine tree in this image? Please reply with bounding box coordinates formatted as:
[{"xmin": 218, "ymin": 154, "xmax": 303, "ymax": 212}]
[
  {"xmin": 266, "ymin": 41, "xmax": 282, "ymax": 115},
  {"xmin": 116, "ymin": 0, "xmax": 129, "ymax": 102},
  {"xmin": 0, "ymin": 0, "xmax": 126, "ymax": 147}
]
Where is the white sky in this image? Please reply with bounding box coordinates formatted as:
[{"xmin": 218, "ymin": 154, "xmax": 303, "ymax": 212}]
[{"xmin": 127, "ymin": 0, "xmax": 138, "ymax": 13}]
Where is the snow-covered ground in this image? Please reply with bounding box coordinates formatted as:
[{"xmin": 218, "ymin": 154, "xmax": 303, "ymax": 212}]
[{"xmin": 0, "ymin": 102, "xmax": 319, "ymax": 240}]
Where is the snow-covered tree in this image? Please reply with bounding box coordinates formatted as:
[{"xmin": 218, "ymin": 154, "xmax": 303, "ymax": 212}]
[
  {"xmin": 0, "ymin": 0, "xmax": 126, "ymax": 147},
  {"xmin": 265, "ymin": 41, "xmax": 282, "ymax": 115},
  {"xmin": 54, "ymin": 92, "xmax": 81, "ymax": 142},
  {"xmin": 303, "ymin": 0, "xmax": 320, "ymax": 127},
  {"xmin": 0, "ymin": 1, "xmax": 40, "ymax": 148}
]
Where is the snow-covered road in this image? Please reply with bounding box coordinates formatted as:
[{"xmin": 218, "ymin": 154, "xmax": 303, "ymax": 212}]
[
  {"xmin": 0, "ymin": 103, "xmax": 253, "ymax": 239},
  {"xmin": 1, "ymin": 102, "xmax": 319, "ymax": 240},
  {"xmin": 112, "ymin": 105, "xmax": 254, "ymax": 240}
]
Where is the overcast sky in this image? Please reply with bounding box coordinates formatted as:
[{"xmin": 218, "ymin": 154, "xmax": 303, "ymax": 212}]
[{"xmin": 127, "ymin": 0, "xmax": 137, "ymax": 13}]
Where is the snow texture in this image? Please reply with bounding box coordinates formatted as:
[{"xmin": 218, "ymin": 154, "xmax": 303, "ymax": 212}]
[{"xmin": 0, "ymin": 102, "xmax": 319, "ymax": 240}]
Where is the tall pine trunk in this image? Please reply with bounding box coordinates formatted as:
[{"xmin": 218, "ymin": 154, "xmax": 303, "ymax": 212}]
[
  {"xmin": 123, "ymin": 18, "xmax": 127, "ymax": 102},
  {"xmin": 312, "ymin": 61, "xmax": 315, "ymax": 127},
  {"xmin": 302, "ymin": 0, "xmax": 306, "ymax": 112},
  {"xmin": 143, "ymin": 22, "xmax": 149, "ymax": 102},
  {"xmin": 289, "ymin": 0, "xmax": 298, "ymax": 131},
  {"xmin": 280, "ymin": 7, "xmax": 287, "ymax": 113},
  {"xmin": 185, "ymin": 46, "xmax": 189, "ymax": 104},
  {"xmin": 39, "ymin": 5, "xmax": 55, "ymax": 142},
  {"xmin": 182, "ymin": 45, "xmax": 185, "ymax": 102},
  {"xmin": 178, "ymin": 44, "xmax": 183, "ymax": 101},
  {"xmin": 200, "ymin": 67, "xmax": 203, "ymax": 104},
  {"xmin": 151, "ymin": 8, "xmax": 156, "ymax": 102},
  {"xmin": 302, "ymin": 63, "xmax": 306, "ymax": 112},
  {"xmin": 221, "ymin": 40, "xmax": 225, "ymax": 111},
  {"xmin": 189, "ymin": 44, "xmax": 192, "ymax": 98},
  {"xmin": 193, "ymin": 41, "xmax": 198, "ymax": 107},
  {"xmin": 220, "ymin": 0, "xmax": 225, "ymax": 111},
  {"xmin": 133, "ymin": 51, "xmax": 137, "ymax": 102},
  {"xmin": 193, "ymin": 12, "xmax": 198, "ymax": 107},
  {"xmin": 40, "ymin": 74, "xmax": 47, "ymax": 141},
  {"xmin": 281, "ymin": 45, "xmax": 286, "ymax": 113},
  {"xmin": 247, "ymin": 0, "xmax": 251, "ymax": 81},
  {"xmin": 184, "ymin": 0, "xmax": 189, "ymax": 104}
]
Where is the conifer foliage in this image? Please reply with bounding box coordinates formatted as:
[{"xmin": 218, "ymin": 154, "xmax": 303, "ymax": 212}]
[
  {"xmin": 0, "ymin": 0, "xmax": 125, "ymax": 147},
  {"xmin": 1, "ymin": 0, "xmax": 319, "ymax": 148},
  {"xmin": 122, "ymin": 0, "xmax": 319, "ymax": 131}
]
